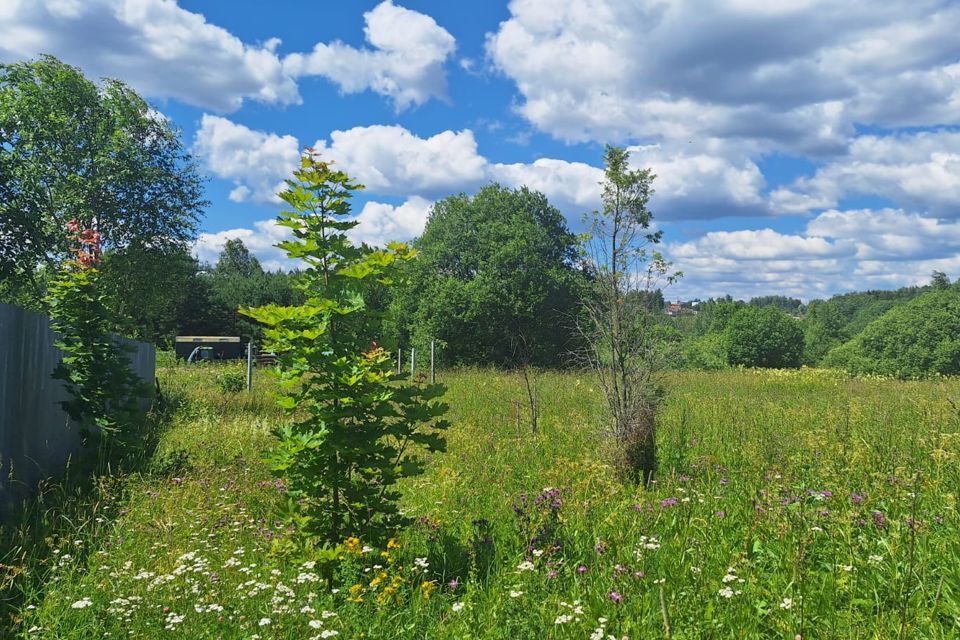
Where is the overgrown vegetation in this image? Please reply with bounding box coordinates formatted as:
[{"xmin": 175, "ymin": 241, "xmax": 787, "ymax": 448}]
[
  {"xmin": 45, "ymin": 221, "xmax": 149, "ymax": 454},
  {"xmin": 5, "ymin": 365, "xmax": 958, "ymax": 638}
]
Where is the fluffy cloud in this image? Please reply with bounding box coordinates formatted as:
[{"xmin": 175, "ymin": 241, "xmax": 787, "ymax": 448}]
[
  {"xmin": 771, "ymin": 130, "xmax": 960, "ymax": 216},
  {"xmin": 194, "ymin": 197, "xmax": 432, "ymax": 269},
  {"xmin": 0, "ymin": 0, "xmax": 454, "ymax": 112},
  {"xmin": 195, "ymin": 117, "xmax": 774, "ymax": 222},
  {"xmin": 667, "ymin": 208, "xmax": 960, "ymax": 300},
  {"xmin": 0, "ymin": 0, "xmax": 299, "ymax": 112},
  {"xmin": 282, "ymin": 0, "xmax": 455, "ymax": 110},
  {"xmin": 351, "ymin": 197, "xmax": 434, "ymax": 247},
  {"xmin": 486, "ymin": 0, "xmax": 960, "ymax": 152},
  {"xmin": 313, "ymin": 125, "xmax": 487, "ymax": 196},
  {"xmin": 193, "ymin": 115, "xmax": 300, "ymax": 204}
]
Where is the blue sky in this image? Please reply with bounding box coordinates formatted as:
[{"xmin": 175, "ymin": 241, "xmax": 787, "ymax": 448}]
[{"xmin": 2, "ymin": 0, "xmax": 959, "ymax": 301}]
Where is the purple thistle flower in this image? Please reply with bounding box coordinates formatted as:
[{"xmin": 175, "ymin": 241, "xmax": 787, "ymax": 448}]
[
  {"xmin": 576, "ymin": 565, "xmax": 588, "ymax": 575},
  {"xmin": 850, "ymin": 493, "xmax": 865, "ymax": 505},
  {"xmin": 872, "ymin": 511, "xmax": 887, "ymax": 529},
  {"xmin": 660, "ymin": 497, "xmax": 679, "ymax": 508},
  {"xmin": 633, "ymin": 571, "xmax": 645, "ymax": 579},
  {"xmin": 609, "ymin": 591, "xmax": 624, "ymax": 604},
  {"xmin": 447, "ymin": 578, "xmax": 460, "ymax": 590},
  {"xmin": 715, "ymin": 510, "xmax": 726, "ymax": 519},
  {"xmin": 547, "ymin": 570, "xmax": 558, "ymax": 579}
]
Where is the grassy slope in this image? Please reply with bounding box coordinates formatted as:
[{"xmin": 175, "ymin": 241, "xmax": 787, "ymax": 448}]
[{"xmin": 11, "ymin": 366, "xmax": 960, "ymax": 638}]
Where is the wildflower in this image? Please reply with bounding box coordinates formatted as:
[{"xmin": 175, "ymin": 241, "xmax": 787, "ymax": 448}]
[
  {"xmin": 780, "ymin": 597, "xmax": 793, "ymax": 610},
  {"xmin": 259, "ymin": 618, "xmax": 272, "ymax": 626},
  {"xmin": 71, "ymin": 597, "xmax": 93, "ymax": 609},
  {"xmin": 421, "ymin": 580, "xmax": 437, "ymax": 600},
  {"xmin": 452, "ymin": 602, "xmax": 465, "ymax": 612},
  {"xmin": 555, "ymin": 614, "xmax": 573, "ymax": 624},
  {"xmin": 547, "ymin": 569, "xmax": 558, "ymax": 579},
  {"xmin": 591, "ymin": 629, "xmax": 605, "ymax": 640},
  {"xmin": 868, "ymin": 554, "xmax": 883, "ymax": 564},
  {"xmin": 660, "ymin": 497, "xmax": 679, "ymax": 508},
  {"xmin": 447, "ymin": 578, "xmax": 460, "ymax": 590},
  {"xmin": 577, "ymin": 565, "xmax": 588, "ymax": 575},
  {"xmin": 309, "ymin": 620, "xmax": 323, "ymax": 629},
  {"xmin": 718, "ymin": 587, "xmax": 735, "ymax": 598},
  {"xmin": 872, "ymin": 511, "xmax": 887, "ymax": 529},
  {"xmin": 609, "ymin": 591, "xmax": 623, "ymax": 604},
  {"xmin": 347, "ymin": 583, "xmax": 364, "ymax": 602},
  {"xmin": 321, "ymin": 611, "xmax": 337, "ymax": 619},
  {"xmin": 715, "ymin": 510, "xmax": 726, "ymax": 519},
  {"xmin": 509, "ymin": 590, "xmax": 523, "ymax": 598},
  {"xmin": 850, "ymin": 492, "xmax": 864, "ymax": 505},
  {"xmin": 320, "ymin": 632, "xmax": 339, "ymax": 639},
  {"xmin": 516, "ymin": 560, "xmax": 535, "ymax": 572},
  {"xmin": 414, "ymin": 557, "xmax": 430, "ymax": 570},
  {"xmin": 343, "ymin": 537, "xmax": 362, "ymax": 555}
]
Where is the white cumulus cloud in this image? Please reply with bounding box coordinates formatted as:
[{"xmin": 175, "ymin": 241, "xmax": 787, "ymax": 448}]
[
  {"xmin": 0, "ymin": 0, "xmax": 299, "ymax": 112},
  {"xmin": 486, "ymin": 0, "xmax": 960, "ymax": 153},
  {"xmin": 193, "ymin": 115, "xmax": 301, "ymax": 204},
  {"xmin": 283, "ymin": 0, "xmax": 456, "ymax": 110}
]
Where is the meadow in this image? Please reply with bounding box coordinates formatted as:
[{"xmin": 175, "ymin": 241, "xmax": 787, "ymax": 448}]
[{"xmin": 5, "ymin": 365, "xmax": 960, "ymax": 638}]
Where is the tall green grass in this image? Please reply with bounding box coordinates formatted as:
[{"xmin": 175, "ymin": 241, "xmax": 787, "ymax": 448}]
[{"xmin": 5, "ymin": 366, "xmax": 959, "ymax": 638}]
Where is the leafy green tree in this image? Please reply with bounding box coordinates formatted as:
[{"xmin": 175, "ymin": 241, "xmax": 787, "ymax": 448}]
[
  {"xmin": 242, "ymin": 154, "xmax": 449, "ymax": 545},
  {"xmin": 748, "ymin": 295, "xmax": 803, "ymax": 314},
  {"xmin": 824, "ymin": 288, "xmax": 960, "ymax": 378},
  {"xmin": 0, "ymin": 56, "xmax": 205, "ymax": 301},
  {"xmin": 801, "ymin": 299, "xmax": 845, "ymax": 365},
  {"xmin": 216, "ymin": 238, "xmax": 263, "ymax": 277},
  {"xmin": 725, "ymin": 305, "xmax": 803, "ymax": 368},
  {"xmin": 208, "ymin": 239, "xmax": 302, "ymax": 340},
  {"xmin": 393, "ymin": 184, "xmax": 586, "ymax": 367},
  {"xmin": 98, "ymin": 244, "xmax": 201, "ymax": 346},
  {"xmin": 930, "ymin": 270, "xmax": 951, "ymax": 290},
  {"xmin": 579, "ymin": 146, "xmax": 680, "ymax": 484}
]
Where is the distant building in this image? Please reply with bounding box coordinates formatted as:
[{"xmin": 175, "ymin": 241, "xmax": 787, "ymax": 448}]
[
  {"xmin": 174, "ymin": 336, "xmax": 244, "ymax": 361},
  {"xmin": 667, "ymin": 303, "xmax": 682, "ymax": 316}
]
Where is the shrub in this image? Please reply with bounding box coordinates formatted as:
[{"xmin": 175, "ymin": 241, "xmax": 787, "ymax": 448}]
[
  {"xmin": 216, "ymin": 368, "xmax": 246, "ymax": 394},
  {"xmin": 724, "ymin": 305, "xmax": 803, "ymax": 368}
]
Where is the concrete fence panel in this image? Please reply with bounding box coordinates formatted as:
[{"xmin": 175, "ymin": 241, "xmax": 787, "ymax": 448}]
[{"xmin": 0, "ymin": 303, "xmax": 155, "ymax": 520}]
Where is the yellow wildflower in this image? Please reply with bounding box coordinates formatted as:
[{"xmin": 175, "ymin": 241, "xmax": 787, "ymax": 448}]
[{"xmin": 420, "ymin": 580, "xmax": 437, "ymax": 600}]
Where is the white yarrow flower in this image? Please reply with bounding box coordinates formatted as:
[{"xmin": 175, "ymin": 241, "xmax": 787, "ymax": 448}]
[{"xmin": 71, "ymin": 597, "xmax": 93, "ymax": 609}]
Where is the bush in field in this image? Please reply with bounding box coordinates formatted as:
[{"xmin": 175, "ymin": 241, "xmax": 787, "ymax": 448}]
[
  {"xmin": 216, "ymin": 367, "xmax": 246, "ymax": 394},
  {"xmin": 824, "ymin": 288, "xmax": 960, "ymax": 378},
  {"xmin": 724, "ymin": 305, "xmax": 803, "ymax": 368},
  {"xmin": 242, "ymin": 153, "xmax": 449, "ymax": 545}
]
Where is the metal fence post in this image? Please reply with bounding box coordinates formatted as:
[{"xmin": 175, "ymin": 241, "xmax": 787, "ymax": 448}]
[
  {"xmin": 430, "ymin": 340, "xmax": 435, "ymax": 384},
  {"xmin": 246, "ymin": 341, "xmax": 254, "ymax": 392},
  {"xmin": 411, "ymin": 347, "xmax": 416, "ymax": 377},
  {"xmin": 397, "ymin": 347, "xmax": 402, "ymax": 374}
]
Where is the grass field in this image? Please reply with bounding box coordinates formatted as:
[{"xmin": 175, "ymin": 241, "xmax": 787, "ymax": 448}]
[{"xmin": 5, "ymin": 365, "xmax": 960, "ymax": 638}]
